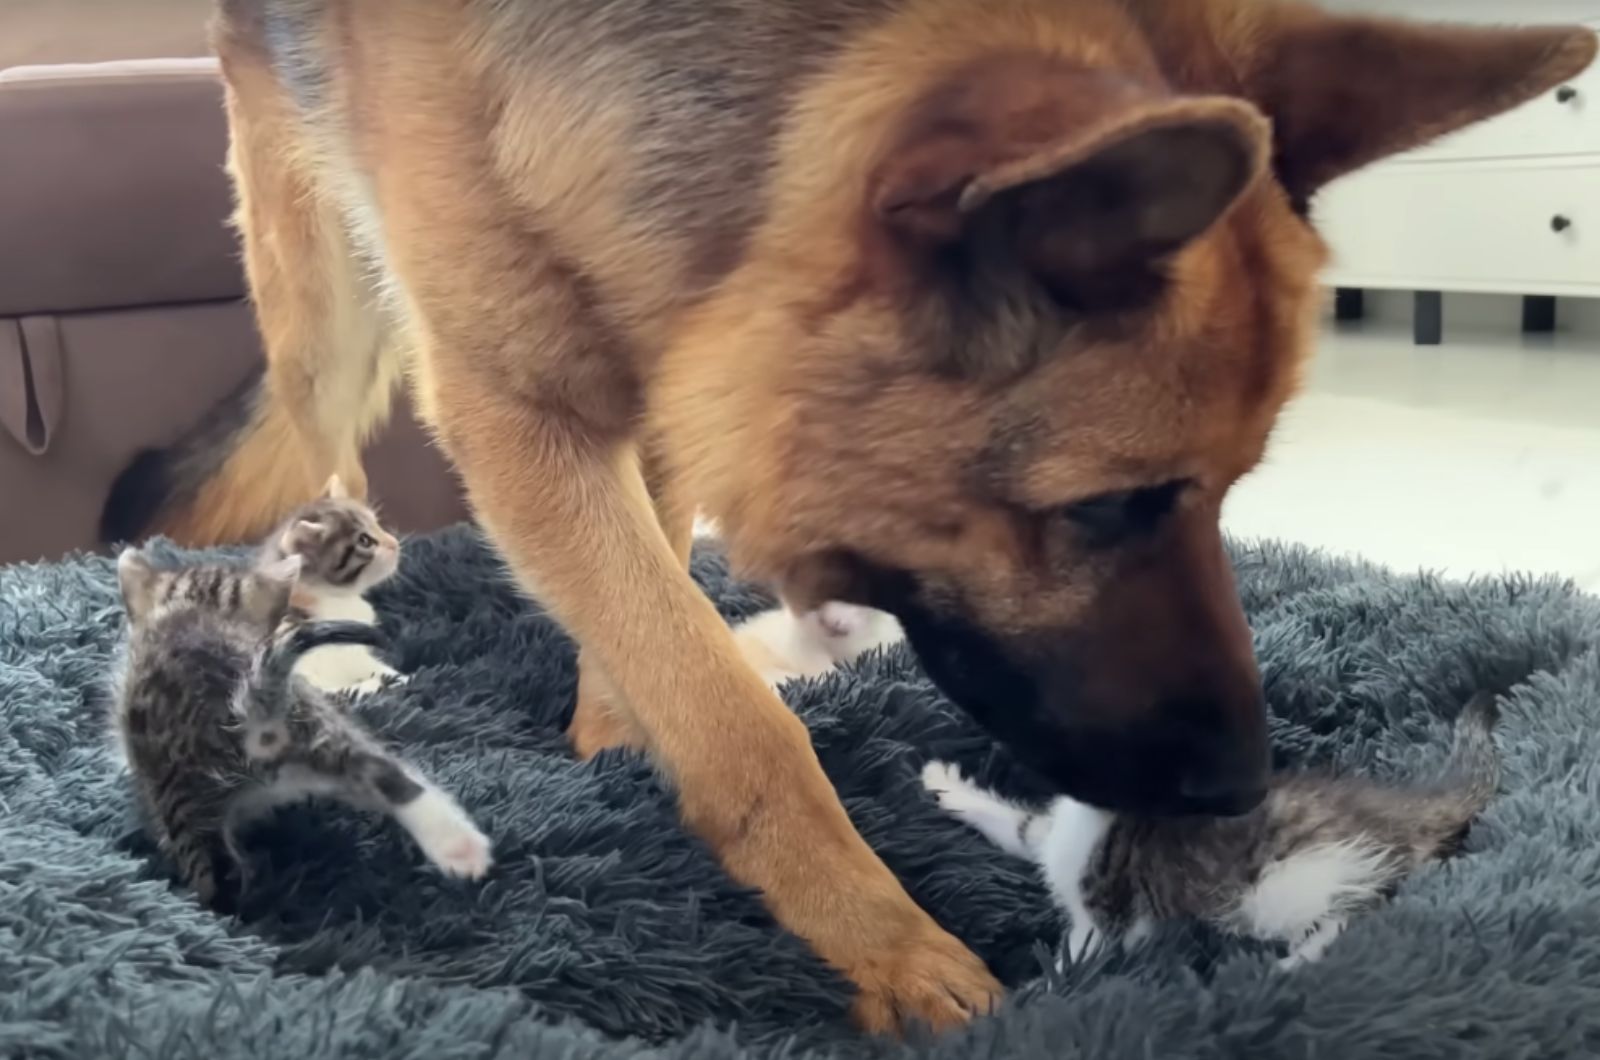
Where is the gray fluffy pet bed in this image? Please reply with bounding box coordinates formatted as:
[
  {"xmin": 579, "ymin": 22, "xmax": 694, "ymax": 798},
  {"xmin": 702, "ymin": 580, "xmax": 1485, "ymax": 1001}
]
[{"xmin": 5, "ymin": 524, "xmax": 1600, "ymax": 1059}]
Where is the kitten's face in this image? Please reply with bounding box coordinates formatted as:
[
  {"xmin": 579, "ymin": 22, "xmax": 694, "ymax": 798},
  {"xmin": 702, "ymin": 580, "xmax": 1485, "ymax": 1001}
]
[
  {"xmin": 117, "ymin": 550, "xmax": 301, "ymax": 633},
  {"xmin": 273, "ymin": 478, "xmax": 401, "ymax": 595}
]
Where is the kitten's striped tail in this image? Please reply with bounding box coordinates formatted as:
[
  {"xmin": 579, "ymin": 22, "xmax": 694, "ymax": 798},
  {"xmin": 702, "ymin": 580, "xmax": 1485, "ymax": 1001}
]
[
  {"xmin": 1440, "ymin": 691, "xmax": 1502, "ymax": 815},
  {"xmin": 249, "ymin": 620, "xmax": 389, "ymax": 715},
  {"xmin": 1404, "ymin": 690, "xmax": 1503, "ymax": 857}
]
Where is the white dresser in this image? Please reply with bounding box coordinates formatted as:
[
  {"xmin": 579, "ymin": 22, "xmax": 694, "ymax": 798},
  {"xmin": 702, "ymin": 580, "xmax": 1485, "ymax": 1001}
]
[{"xmin": 1314, "ymin": 0, "xmax": 1600, "ymax": 342}]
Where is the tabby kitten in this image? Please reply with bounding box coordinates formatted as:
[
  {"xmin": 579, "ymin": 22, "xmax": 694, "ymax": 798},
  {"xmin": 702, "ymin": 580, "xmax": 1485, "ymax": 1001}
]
[
  {"xmin": 112, "ymin": 549, "xmax": 492, "ymax": 912},
  {"xmin": 924, "ymin": 693, "xmax": 1501, "ymax": 969},
  {"xmin": 259, "ymin": 475, "xmax": 404, "ymax": 696}
]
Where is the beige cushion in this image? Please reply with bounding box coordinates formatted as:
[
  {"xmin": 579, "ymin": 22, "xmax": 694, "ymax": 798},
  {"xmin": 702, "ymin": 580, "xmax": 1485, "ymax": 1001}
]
[
  {"xmin": 0, "ymin": 59, "xmax": 241, "ymax": 316},
  {"xmin": 0, "ymin": 59, "xmax": 468, "ymax": 565}
]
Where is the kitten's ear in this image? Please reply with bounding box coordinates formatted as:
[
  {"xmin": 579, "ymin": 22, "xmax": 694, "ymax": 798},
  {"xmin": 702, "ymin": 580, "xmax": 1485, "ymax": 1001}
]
[
  {"xmin": 116, "ymin": 549, "xmax": 159, "ymax": 622},
  {"xmin": 244, "ymin": 555, "xmax": 302, "ymax": 626},
  {"xmin": 259, "ymin": 554, "xmax": 304, "ymax": 583},
  {"xmin": 323, "ymin": 474, "xmax": 348, "ymax": 500},
  {"xmin": 279, "ymin": 518, "xmax": 328, "ymax": 556}
]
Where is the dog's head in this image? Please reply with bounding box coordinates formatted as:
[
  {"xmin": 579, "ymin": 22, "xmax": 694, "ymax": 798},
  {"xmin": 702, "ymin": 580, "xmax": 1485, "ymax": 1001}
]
[{"xmin": 681, "ymin": 4, "xmax": 1596, "ymax": 815}]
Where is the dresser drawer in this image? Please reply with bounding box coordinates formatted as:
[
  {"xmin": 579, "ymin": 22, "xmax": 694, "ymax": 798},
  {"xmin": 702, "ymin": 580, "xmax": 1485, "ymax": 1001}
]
[
  {"xmin": 1316, "ymin": 161, "xmax": 1600, "ymax": 295},
  {"xmin": 1399, "ymin": 57, "xmax": 1600, "ymax": 163}
]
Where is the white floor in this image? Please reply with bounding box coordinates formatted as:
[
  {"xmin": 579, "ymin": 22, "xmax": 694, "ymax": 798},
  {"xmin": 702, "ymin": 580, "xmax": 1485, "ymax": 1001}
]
[{"xmin": 1223, "ymin": 321, "xmax": 1600, "ymax": 593}]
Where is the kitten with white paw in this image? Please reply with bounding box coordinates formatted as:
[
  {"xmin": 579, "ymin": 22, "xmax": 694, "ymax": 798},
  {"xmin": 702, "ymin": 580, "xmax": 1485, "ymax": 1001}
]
[
  {"xmin": 924, "ymin": 692, "xmax": 1501, "ymax": 968},
  {"xmin": 112, "ymin": 550, "xmax": 491, "ymax": 912},
  {"xmin": 733, "ymin": 601, "xmax": 904, "ymax": 688},
  {"xmin": 260, "ymin": 475, "xmax": 406, "ymax": 696}
]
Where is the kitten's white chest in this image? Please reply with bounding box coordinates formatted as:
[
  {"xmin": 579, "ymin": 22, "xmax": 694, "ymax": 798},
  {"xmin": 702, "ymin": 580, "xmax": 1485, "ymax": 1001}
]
[
  {"xmin": 294, "ymin": 592, "xmax": 399, "ymax": 695},
  {"xmin": 307, "ymin": 594, "xmax": 376, "ymax": 624},
  {"xmin": 1038, "ymin": 798, "xmax": 1114, "ymax": 959}
]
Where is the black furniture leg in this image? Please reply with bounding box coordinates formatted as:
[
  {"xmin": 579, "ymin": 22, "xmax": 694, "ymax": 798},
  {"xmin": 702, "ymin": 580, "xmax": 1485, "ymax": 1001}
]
[
  {"xmin": 1414, "ymin": 291, "xmax": 1442, "ymax": 346},
  {"xmin": 1334, "ymin": 287, "xmax": 1365, "ymax": 323},
  {"xmin": 1522, "ymin": 295, "xmax": 1557, "ymax": 334}
]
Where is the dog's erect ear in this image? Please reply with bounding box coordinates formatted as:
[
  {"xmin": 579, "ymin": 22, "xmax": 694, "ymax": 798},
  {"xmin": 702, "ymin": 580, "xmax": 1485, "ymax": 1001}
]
[
  {"xmin": 1225, "ymin": 8, "xmax": 1597, "ymax": 205},
  {"xmin": 873, "ymin": 62, "xmax": 1269, "ymax": 312}
]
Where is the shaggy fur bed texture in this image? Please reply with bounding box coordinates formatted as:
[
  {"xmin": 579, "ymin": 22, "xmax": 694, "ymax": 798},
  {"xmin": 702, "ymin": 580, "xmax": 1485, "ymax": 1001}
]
[{"xmin": 4, "ymin": 525, "xmax": 1600, "ymax": 1059}]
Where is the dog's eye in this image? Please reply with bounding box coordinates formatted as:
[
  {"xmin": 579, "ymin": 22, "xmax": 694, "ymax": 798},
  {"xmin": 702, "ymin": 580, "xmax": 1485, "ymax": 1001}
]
[
  {"xmin": 1060, "ymin": 480, "xmax": 1187, "ymax": 545},
  {"xmin": 358, "ymin": 533, "xmax": 376, "ymax": 548}
]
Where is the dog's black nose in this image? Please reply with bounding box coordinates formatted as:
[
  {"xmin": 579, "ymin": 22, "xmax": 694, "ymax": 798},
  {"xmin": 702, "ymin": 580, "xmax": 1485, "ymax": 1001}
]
[
  {"xmin": 1151, "ymin": 691, "xmax": 1270, "ymax": 816},
  {"xmin": 1016, "ymin": 722, "xmax": 1269, "ymax": 816},
  {"xmin": 1177, "ymin": 775, "xmax": 1266, "ymax": 816},
  {"xmin": 1175, "ymin": 732, "xmax": 1269, "ymax": 816}
]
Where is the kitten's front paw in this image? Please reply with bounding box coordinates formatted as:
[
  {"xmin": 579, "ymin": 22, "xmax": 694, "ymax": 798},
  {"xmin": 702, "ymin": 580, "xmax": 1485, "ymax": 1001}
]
[
  {"xmin": 351, "ymin": 670, "xmax": 408, "ymax": 697},
  {"xmin": 920, "ymin": 760, "xmax": 970, "ymax": 802}
]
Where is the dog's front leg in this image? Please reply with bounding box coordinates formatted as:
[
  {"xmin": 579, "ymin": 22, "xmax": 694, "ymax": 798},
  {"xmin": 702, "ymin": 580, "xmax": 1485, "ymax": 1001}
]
[
  {"xmin": 427, "ymin": 368, "xmax": 999, "ymax": 1034},
  {"xmin": 568, "ymin": 439, "xmax": 694, "ymax": 760}
]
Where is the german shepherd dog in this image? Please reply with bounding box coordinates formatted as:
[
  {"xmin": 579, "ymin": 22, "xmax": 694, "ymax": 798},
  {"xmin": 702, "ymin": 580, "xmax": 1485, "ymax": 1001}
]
[{"xmin": 104, "ymin": 0, "xmax": 1594, "ymax": 1034}]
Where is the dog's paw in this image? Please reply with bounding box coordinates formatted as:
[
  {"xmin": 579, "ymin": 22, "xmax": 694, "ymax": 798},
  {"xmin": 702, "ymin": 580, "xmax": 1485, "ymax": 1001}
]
[{"xmin": 845, "ymin": 918, "xmax": 1002, "ymax": 1036}]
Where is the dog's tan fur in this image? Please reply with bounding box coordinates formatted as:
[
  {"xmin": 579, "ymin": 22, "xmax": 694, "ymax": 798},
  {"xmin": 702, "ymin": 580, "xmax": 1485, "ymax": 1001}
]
[{"xmin": 123, "ymin": 0, "xmax": 1594, "ymax": 1034}]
